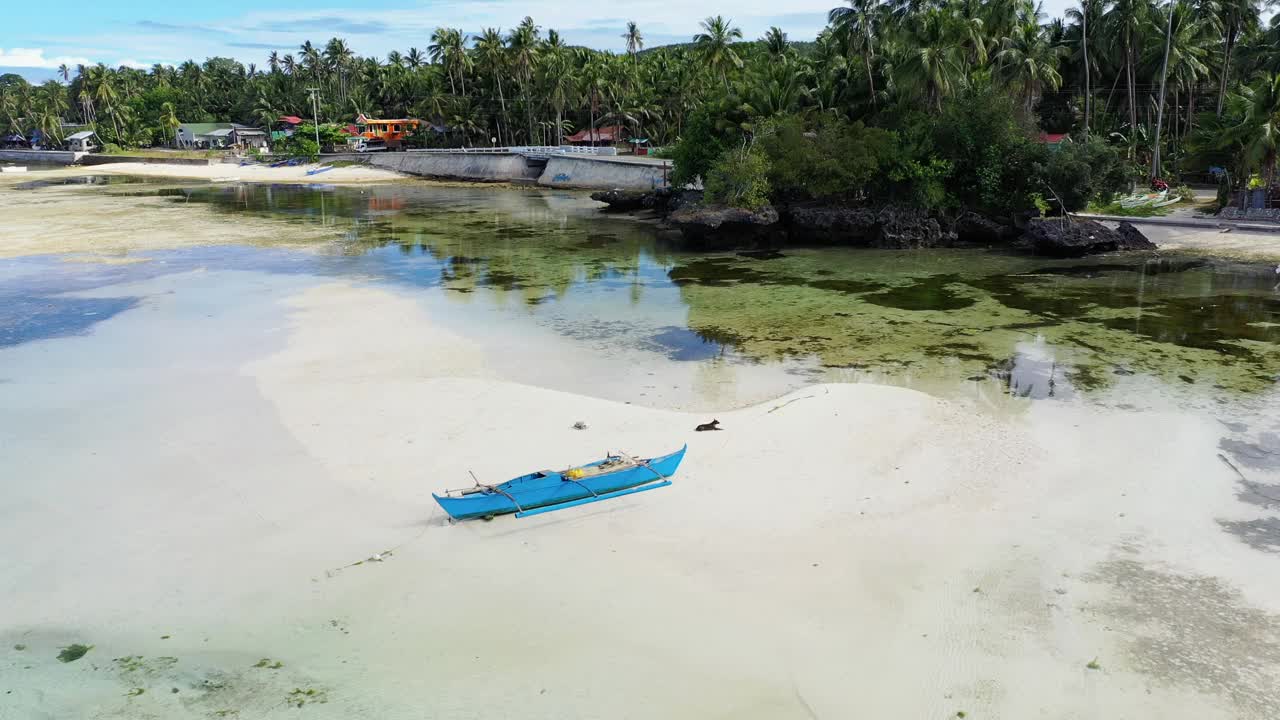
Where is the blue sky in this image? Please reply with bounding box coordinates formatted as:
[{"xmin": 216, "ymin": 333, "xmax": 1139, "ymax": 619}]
[{"xmin": 2, "ymin": 0, "xmax": 1079, "ymax": 82}]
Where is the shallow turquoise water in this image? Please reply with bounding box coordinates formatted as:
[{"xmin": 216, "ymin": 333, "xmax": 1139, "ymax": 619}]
[{"xmin": 3, "ymin": 180, "xmax": 1279, "ymax": 405}]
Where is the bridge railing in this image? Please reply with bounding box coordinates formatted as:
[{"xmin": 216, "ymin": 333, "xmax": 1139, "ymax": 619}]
[{"xmin": 407, "ymin": 145, "xmax": 617, "ymax": 156}]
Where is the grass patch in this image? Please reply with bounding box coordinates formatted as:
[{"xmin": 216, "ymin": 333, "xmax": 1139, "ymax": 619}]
[
  {"xmin": 57, "ymin": 644, "xmax": 92, "ymax": 663},
  {"xmin": 13, "ymin": 644, "xmax": 26, "ymax": 651},
  {"xmin": 1086, "ymin": 658, "xmax": 1101, "ymax": 670},
  {"xmin": 126, "ymin": 687, "xmax": 145, "ymax": 697},
  {"xmin": 103, "ymin": 148, "xmax": 220, "ymax": 160},
  {"xmin": 1085, "ymin": 201, "xmax": 1177, "ymax": 218},
  {"xmin": 252, "ymin": 658, "xmax": 284, "ymax": 669}
]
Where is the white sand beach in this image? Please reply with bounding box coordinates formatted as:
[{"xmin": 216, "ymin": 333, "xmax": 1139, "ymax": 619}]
[
  {"xmin": 3, "ymin": 277, "xmax": 1277, "ymax": 719},
  {"xmin": 87, "ymin": 160, "xmax": 409, "ymax": 184}
]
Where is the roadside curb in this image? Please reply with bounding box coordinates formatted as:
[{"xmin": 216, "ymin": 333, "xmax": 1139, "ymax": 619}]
[{"xmin": 1073, "ymin": 213, "xmax": 1280, "ymax": 234}]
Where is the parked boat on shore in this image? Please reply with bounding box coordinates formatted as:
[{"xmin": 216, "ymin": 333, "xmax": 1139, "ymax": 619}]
[{"xmin": 434, "ymin": 445, "xmax": 686, "ymax": 520}]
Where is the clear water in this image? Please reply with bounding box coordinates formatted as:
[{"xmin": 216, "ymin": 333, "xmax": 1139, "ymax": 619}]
[{"xmin": 3, "ymin": 180, "xmax": 1278, "ymax": 407}]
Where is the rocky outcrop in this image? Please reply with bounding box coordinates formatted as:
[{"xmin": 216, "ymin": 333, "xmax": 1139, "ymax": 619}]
[
  {"xmin": 873, "ymin": 206, "xmax": 947, "ymax": 248},
  {"xmin": 953, "ymin": 211, "xmax": 1015, "ymax": 245},
  {"xmin": 1025, "ymin": 218, "xmax": 1157, "ymax": 257},
  {"xmin": 1115, "ymin": 221, "xmax": 1156, "ymax": 251},
  {"xmin": 666, "ymin": 204, "xmax": 781, "ymax": 250},
  {"xmin": 785, "ymin": 204, "xmax": 947, "ymax": 248},
  {"xmin": 589, "ymin": 189, "xmax": 648, "ymax": 211},
  {"xmin": 645, "ymin": 188, "xmax": 702, "ymax": 214}
]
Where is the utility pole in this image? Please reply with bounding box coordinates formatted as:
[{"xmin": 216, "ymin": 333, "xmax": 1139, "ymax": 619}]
[
  {"xmin": 1082, "ymin": 0, "xmax": 1090, "ymax": 139},
  {"xmin": 307, "ymin": 87, "xmax": 321, "ymax": 150},
  {"xmin": 1151, "ymin": 2, "xmax": 1174, "ymax": 181}
]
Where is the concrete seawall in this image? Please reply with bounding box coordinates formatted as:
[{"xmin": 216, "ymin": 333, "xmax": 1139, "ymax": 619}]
[
  {"xmin": 0, "ymin": 149, "xmax": 85, "ymax": 164},
  {"xmin": 348, "ymin": 151, "xmax": 670, "ymax": 190},
  {"xmin": 537, "ymin": 156, "xmax": 670, "ymax": 191},
  {"xmin": 366, "ymin": 152, "xmax": 541, "ymax": 182}
]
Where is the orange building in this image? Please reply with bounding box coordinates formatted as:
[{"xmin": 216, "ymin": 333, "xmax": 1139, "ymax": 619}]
[{"xmin": 355, "ymin": 114, "xmax": 420, "ymax": 149}]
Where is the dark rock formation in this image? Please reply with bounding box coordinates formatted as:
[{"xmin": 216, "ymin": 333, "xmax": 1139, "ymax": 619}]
[
  {"xmin": 1025, "ymin": 218, "xmax": 1157, "ymax": 257},
  {"xmin": 785, "ymin": 204, "xmax": 878, "ymax": 244},
  {"xmin": 953, "ymin": 211, "xmax": 1015, "ymax": 245},
  {"xmin": 666, "ymin": 204, "xmax": 781, "ymax": 250},
  {"xmin": 1115, "ymin": 221, "xmax": 1156, "ymax": 251},
  {"xmin": 589, "ymin": 189, "xmax": 648, "ymax": 211},
  {"xmin": 785, "ymin": 204, "xmax": 946, "ymax": 248},
  {"xmin": 873, "ymin": 206, "xmax": 946, "ymax": 248},
  {"xmin": 644, "ymin": 188, "xmax": 703, "ymax": 214}
]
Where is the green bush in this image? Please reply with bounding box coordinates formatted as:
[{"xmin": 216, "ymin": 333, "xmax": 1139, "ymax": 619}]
[
  {"xmin": 1037, "ymin": 136, "xmax": 1130, "ymax": 212},
  {"xmin": 929, "ymin": 90, "xmax": 1049, "ymax": 215},
  {"xmin": 756, "ymin": 115, "xmax": 898, "ymax": 201},
  {"xmin": 670, "ymin": 106, "xmax": 737, "ymax": 187},
  {"xmin": 704, "ymin": 144, "xmax": 772, "ymax": 210},
  {"xmin": 284, "ymin": 136, "xmax": 319, "ymax": 160}
]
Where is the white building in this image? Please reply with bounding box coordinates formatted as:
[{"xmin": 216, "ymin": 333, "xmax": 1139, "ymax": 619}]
[{"xmin": 66, "ymin": 131, "xmax": 99, "ymax": 153}]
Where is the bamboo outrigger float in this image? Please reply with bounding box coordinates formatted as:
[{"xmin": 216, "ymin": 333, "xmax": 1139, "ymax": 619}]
[{"xmin": 433, "ymin": 445, "xmax": 686, "ymax": 521}]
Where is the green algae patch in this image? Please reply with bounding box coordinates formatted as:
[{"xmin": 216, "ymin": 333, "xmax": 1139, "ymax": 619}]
[{"xmin": 57, "ymin": 644, "xmax": 92, "ymax": 663}]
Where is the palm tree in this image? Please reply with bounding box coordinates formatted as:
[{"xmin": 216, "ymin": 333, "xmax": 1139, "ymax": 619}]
[
  {"xmin": 996, "ymin": 20, "xmax": 1065, "ymax": 112},
  {"xmin": 508, "ymin": 17, "xmax": 540, "ymax": 140},
  {"xmin": 623, "ymin": 21, "xmax": 644, "ymax": 66},
  {"xmin": 1234, "ymin": 72, "xmax": 1280, "ymax": 188},
  {"xmin": 268, "ymin": 51, "xmax": 281, "ymax": 74},
  {"xmin": 282, "ymin": 54, "xmax": 297, "ymax": 75},
  {"xmin": 762, "ymin": 27, "xmax": 788, "ymax": 59},
  {"xmin": 159, "ymin": 101, "xmax": 180, "ymax": 147},
  {"xmin": 1103, "ymin": 0, "xmax": 1153, "ymax": 146},
  {"xmin": 1213, "ymin": 0, "xmax": 1262, "ymax": 116},
  {"xmin": 475, "ymin": 28, "xmax": 509, "ymax": 144},
  {"xmin": 694, "ymin": 16, "xmax": 744, "ymax": 87},
  {"xmin": 93, "ymin": 67, "xmax": 124, "ymax": 142},
  {"xmin": 890, "ymin": 8, "xmax": 965, "ymax": 109},
  {"xmin": 829, "ymin": 0, "xmax": 881, "ymax": 106},
  {"xmin": 58, "ymin": 64, "xmax": 70, "ymax": 83},
  {"xmin": 1066, "ymin": 0, "xmax": 1102, "ymax": 135}
]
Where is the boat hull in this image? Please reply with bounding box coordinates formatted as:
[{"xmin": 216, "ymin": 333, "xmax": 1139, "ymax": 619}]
[{"xmin": 433, "ymin": 445, "xmax": 686, "ymax": 520}]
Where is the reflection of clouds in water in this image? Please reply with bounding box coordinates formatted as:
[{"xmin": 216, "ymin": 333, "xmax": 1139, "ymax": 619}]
[{"xmin": 991, "ymin": 339, "xmax": 1074, "ymax": 400}]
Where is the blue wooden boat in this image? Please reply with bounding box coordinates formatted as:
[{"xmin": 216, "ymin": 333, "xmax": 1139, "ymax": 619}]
[{"xmin": 434, "ymin": 445, "xmax": 686, "ymax": 521}]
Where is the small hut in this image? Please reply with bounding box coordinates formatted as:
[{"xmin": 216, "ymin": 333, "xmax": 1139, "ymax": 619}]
[{"xmin": 66, "ymin": 130, "xmax": 99, "ymax": 152}]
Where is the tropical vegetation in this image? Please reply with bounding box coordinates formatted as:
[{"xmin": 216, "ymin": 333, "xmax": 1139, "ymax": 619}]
[{"xmin": 0, "ymin": 2, "xmax": 1278, "ymax": 208}]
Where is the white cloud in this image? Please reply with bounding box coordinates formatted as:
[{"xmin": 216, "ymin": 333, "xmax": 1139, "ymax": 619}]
[
  {"xmin": 0, "ymin": 47, "xmax": 93, "ymax": 69},
  {"xmin": 115, "ymin": 58, "xmax": 152, "ymax": 69}
]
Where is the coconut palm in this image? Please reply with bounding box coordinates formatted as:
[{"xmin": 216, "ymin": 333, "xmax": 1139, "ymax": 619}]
[
  {"xmin": 159, "ymin": 101, "xmax": 180, "ymax": 147},
  {"xmin": 890, "ymin": 8, "xmax": 965, "ymax": 109},
  {"xmin": 1234, "ymin": 72, "xmax": 1280, "ymax": 188},
  {"xmin": 695, "ymin": 16, "xmax": 744, "ymax": 87},
  {"xmin": 996, "ymin": 19, "xmax": 1065, "ymax": 111},
  {"xmin": 508, "ymin": 17, "xmax": 540, "ymax": 139},
  {"xmin": 829, "ymin": 0, "xmax": 882, "ymax": 106},
  {"xmin": 1103, "ymin": 0, "xmax": 1153, "ymax": 143},
  {"xmin": 623, "ymin": 21, "xmax": 644, "ymax": 66},
  {"xmin": 762, "ymin": 27, "xmax": 789, "ymax": 59}
]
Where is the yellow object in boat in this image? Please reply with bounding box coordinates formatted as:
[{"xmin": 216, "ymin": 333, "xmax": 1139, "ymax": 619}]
[{"xmin": 565, "ymin": 468, "xmax": 585, "ymax": 480}]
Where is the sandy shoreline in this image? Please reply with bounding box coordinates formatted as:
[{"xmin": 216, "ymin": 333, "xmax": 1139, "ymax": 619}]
[{"xmin": 2, "ymin": 278, "xmax": 1277, "ymax": 719}]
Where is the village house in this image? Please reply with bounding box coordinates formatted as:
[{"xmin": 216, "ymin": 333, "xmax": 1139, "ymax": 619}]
[
  {"xmin": 565, "ymin": 125, "xmax": 627, "ymax": 147},
  {"xmin": 66, "ymin": 130, "xmax": 99, "ymax": 152},
  {"xmin": 176, "ymin": 122, "xmax": 269, "ymax": 150}
]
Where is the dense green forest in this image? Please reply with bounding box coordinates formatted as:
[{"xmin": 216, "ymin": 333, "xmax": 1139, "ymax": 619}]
[{"xmin": 2, "ymin": 1, "xmax": 1279, "ymax": 211}]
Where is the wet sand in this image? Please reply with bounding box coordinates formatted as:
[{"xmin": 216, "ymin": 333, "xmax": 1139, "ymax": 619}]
[
  {"xmin": 2, "ymin": 277, "xmax": 1278, "ymax": 719},
  {"xmin": 3, "ymin": 170, "xmax": 1280, "ymax": 718}
]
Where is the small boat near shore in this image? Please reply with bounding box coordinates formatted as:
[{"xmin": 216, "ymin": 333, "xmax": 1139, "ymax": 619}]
[
  {"xmin": 1, "ymin": 166, "xmax": 27, "ymax": 173},
  {"xmin": 434, "ymin": 445, "xmax": 686, "ymax": 520}
]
